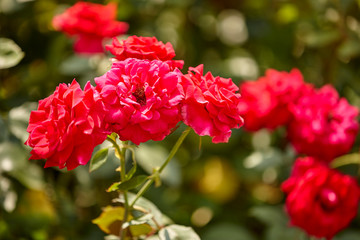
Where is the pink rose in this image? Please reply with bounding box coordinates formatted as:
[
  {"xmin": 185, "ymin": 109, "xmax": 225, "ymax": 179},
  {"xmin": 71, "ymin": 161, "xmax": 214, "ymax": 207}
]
[
  {"xmin": 95, "ymin": 58, "xmax": 183, "ymax": 145},
  {"xmin": 25, "ymin": 80, "xmax": 109, "ymax": 170},
  {"xmin": 106, "ymin": 35, "xmax": 184, "ymax": 69},
  {"xmin": 52, "ymin": 2, "xmax": 128, "ymax": 54},
  {"xmin": 238, "ymin": 69, "xmax": 310, "ymax": 131},
  {"xmin": 281, "ymin": 157, "xmax": 360, "ymax": 239},
  {"xmin": 180, "ymin": 64, "xmax": 243, "ymax": 143},
  {"xmin": 288, "ymin": 85, "xmax": 359, "ymax": 162}
]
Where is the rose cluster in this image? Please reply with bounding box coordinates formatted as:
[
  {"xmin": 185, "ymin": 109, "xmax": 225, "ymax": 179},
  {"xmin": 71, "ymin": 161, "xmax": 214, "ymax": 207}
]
[
  {"xmin": 239, "ymin": 69, "xmax": 359, "ymax": 161},
  {"xmin": 238, "ymin": 69, "xmax": 360, "ymax": 238},
  {"xmin": 26, "ymin": 12, "xmax": 244, "ymax": 170},
  {"xmin": 26, "ymin": 2, "xmax": 360, "ymax": 238}
]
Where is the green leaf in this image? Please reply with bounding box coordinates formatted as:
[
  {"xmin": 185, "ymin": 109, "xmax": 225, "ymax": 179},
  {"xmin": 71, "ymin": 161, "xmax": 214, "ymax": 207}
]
[
  {"xmin": 115, "ymin": 193, "xmax": 164, "ymax": 226},
  {"xmin": 92, "ymin": 206, "xmax": 126, "ymax": 235},
  {"xmin": 0, "ymin": 38, "xmax": 24, "ymax": 69},
  {"xmin": 93, "ymin": 205, "xmax": 153, "ymax": 237},
  {"xmin": 331, "ymin": 153, "xmax": 360, "ymax": 169},
  {"xmin": 158, "ymin": 224, "xmax": 200, "ymax": 240},
  {"xmin": 122, "ymin": 218, "xmax": 153, "ymax": 237},
  {"xmin": 89, "ymin": 148, "xmax": 109, "ymax": 173},
  {"xmin": 107, "ymin": 175, "xmax": 148, "ymax": 192}
]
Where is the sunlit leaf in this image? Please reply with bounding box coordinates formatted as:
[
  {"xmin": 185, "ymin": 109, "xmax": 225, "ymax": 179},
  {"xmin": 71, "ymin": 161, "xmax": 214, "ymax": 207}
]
[
  {"xmin": 115, "ymin": 193, "xmax": 164, "ymax": 226},
  {"xmin": 0, "ymin": 38, "xmax": 24, "ymax": 69},
  {"xmin": 331, "ymin": 153, "xmax": 360, "ymax": 169},
  {"xmin": 106, "ymin": 175, "xmax": 148, "ymax": 192},
  {"xmin": 89, "ymin": 148, "xmax": 109, "ymax": 173},
  {"xmin": 122, "ymin": 218, "xmax": 153, "ymax": 237},
  {"xmin": 93, "ymin": 205, "xmax": 153, "ymax": 237},
  {"xmin": 92, "ymin": 205, "xmax": 126, "ymax": 235},
  {"xmin": 158, "ymin": 224, "xmax": 200, "ymax": 240}
]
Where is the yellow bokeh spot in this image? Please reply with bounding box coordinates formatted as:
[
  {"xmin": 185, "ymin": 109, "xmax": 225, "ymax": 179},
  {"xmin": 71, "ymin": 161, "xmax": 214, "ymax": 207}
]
[
  {"xmin": 198, "ymin": 157, "xmax": 240, "ymax": 203},
  {"xmin": 277, "ymin": 4, "xmax": 299, "ymax": 24}
]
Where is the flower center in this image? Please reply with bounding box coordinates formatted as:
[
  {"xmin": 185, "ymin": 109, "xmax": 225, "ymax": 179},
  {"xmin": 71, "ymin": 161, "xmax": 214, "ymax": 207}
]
[
  {"xmin": 326, "ymin": 112, "xmax": 334, "ymax": 123},
  {"xmin": 319, "ymin": 188, "xmax": 339, "ymax": 211},
  {"xmin": 132, "ymin": 87, "xmax": 146, "ymax": 106}
]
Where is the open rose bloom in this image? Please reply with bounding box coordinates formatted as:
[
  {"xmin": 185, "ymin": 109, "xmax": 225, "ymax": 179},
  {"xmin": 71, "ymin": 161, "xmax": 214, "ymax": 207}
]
[
  {"xmin": 106, "ymin": 35, "xmax": 184, "ymax": 69},
  {"xmin": 282, "ymin": 157, "xmax": 360, "ymax": 239},
  {"xmin": 25, "ymin": 80, "xmax": 109, "ymax": 170},
  {"xmin": 238, "ymin": 69, "xmax": 311, "ymax": 131},
  {"xmin": 95, "ymin": 58, "xmax": 184, "ymax": 145},
  {"xmin": 52, "ymin": 2, "xmax": 128, "ymax": 54},
  {"xmin": 288, "ymin": 85, "xmax": 359, "ymax": 162},
  {"xmin": 180, "ymin": 65, "xmax": 244, "ymax": 143}
]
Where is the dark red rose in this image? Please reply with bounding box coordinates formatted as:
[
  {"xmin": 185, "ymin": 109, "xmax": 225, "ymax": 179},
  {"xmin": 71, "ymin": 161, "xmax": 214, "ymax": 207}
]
[{"xmin": 281, "ymin": 157, "xmax": 360, "ymax": 239}]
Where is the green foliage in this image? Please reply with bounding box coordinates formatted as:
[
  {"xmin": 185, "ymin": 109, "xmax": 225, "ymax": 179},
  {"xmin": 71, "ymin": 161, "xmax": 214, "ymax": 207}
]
[
  {"xmin": 107, "ymin": 175, "xmax": 148, "ymax": 192},
  {"xmin": 90, "ymin": 148, "xmax": 109, "ymax": 173}
]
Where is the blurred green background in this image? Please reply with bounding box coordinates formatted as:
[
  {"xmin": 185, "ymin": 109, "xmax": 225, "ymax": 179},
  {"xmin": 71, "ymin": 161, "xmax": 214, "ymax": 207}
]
[{"xmin": 2, "ymin": 0, "xmax": 360, "ymax": 239}]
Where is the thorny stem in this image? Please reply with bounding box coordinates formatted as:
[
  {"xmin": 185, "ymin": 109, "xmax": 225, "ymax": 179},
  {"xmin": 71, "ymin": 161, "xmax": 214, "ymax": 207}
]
[
  {"xmin": 107, "ymin": 136, "xmax": 130, "ymax": 240},
  {"xmin": 129, "ymin": 126, "xmax": 192, "ymax": 208}
]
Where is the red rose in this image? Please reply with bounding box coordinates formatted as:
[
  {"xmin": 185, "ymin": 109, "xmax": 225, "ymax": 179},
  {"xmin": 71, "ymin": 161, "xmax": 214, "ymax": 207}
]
[
  {"xmin": 288, "ymin": 85, "xmax": 359, "ymax": 162},
  {"xmin": 238, "ymin": 69, "xmax": 310, "ymax": 131},
  {"xmin": 95, "ymin": 58, "xmax": 183, "ymax": 145},
  {"xmin": 25, "ymin": 80, "xmax": 109, "ymax": 170},
  {"xmin": 106, "ymin": 35, "xmax": 184, "ymax": 69},
  {"xmin": 180, "ymin": 64, "xmax": 244, "ymax": 143},
  {"xmin": 281, "ymin": 157, "xmax": 360, "ymax": 239},
  {"xmin": 52, "ymin": 2, "xmax": 128, "ymax": 54}
]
